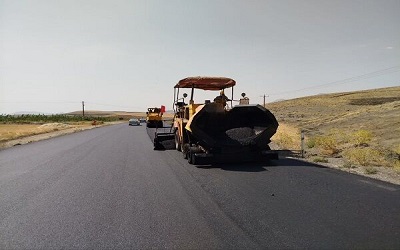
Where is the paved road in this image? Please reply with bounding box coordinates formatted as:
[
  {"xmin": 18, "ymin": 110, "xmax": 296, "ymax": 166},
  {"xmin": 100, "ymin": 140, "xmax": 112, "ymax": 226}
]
[{"xmin": 0, "ymin": 123, "xmax": 399, "ymax": 249}]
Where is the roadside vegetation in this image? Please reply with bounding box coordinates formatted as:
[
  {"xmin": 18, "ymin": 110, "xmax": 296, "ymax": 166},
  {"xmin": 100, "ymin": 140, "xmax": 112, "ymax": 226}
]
[
  {"xmin": 0, "ymin": 114, "xmax": 119, "ymax": 124},
  {"xmin": 273, "ymin": 123, "xmax": 400, "ymax": 174},
  {"xmin": 0, "ymin": 114, "xmax": 121, "ymax": 144},
  {"xmin": 269, "ymin": 86, "xmax": 400, "ymax": 179}
]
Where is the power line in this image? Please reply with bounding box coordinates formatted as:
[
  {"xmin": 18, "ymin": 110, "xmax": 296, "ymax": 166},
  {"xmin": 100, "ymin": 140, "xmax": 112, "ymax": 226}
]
[{"xmin": 269, "ymin": 66, "xmax": 400, "ymax": 95}]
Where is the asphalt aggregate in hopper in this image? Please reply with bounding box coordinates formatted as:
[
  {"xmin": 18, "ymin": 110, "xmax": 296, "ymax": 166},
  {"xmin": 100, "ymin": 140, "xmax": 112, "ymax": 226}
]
[{"xmin": 222, "ymin": 127, "xmax": 258, "ymax": 146}]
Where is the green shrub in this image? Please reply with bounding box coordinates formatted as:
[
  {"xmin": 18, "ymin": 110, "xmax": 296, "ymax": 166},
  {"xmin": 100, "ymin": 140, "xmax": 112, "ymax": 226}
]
[
  {"xmin": 343, "ymin": 147, "xmax": 382, "ymax": 166},
  {"xmin": 351, "ymin": 130, "xmax": 373, "ymax": 146},
  {"xmin": 393, "ymin": 145, "xmax": 400, "ymax": 159},
  {"xmin": 394, "ymin": 160, "xmax": 400, "ymax": 172},
  {"xmin": 394, "ymin": 145, "xmax": 400, "ymax": 154},
  {"xmin": 315, "ymin": 135, "xmax": 339, "ymax": 155},
  {"xmin": 313, "ymin": 157, "xmax": 328, "ymax": 163},
  {"xmin": 364, "ymin": 167, "xmax": 378, "ymax": 175},
  {"xmin": 341, "ymin": 161, "xmax": 354, "ymax": 169},
  {"xmin": 306, "ymin": 137, "xmax": 316, "ymax": 148},
  {"xmin": 275, "ymin": 132, "xmax": 295, "ymax": 150}
]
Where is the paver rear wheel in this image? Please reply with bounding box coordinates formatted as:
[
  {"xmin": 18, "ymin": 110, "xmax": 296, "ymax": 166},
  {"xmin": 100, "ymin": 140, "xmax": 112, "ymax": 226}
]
[
  {"xmin": 187, "ymin": 147, "xmax": 202, "ymax": 165},
  {"xmin": 188, "ymin": 151, "xmax": 196, "ymax": 165},
  {"xmin": 182, "ymin": 144, "xmax": 189, "ymax": 159}
]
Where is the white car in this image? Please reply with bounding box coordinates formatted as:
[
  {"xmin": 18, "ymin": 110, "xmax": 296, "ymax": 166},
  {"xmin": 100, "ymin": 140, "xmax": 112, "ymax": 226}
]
[{"xmin": 128, "ymin": 118, "xmax": 140, "ymax": 126}]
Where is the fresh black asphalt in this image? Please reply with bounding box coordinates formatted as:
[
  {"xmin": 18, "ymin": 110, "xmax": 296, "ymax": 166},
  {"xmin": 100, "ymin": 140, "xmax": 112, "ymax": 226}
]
[{"xmin": 0, "ymin": 123, "xmax": 399, "ymax": 249}]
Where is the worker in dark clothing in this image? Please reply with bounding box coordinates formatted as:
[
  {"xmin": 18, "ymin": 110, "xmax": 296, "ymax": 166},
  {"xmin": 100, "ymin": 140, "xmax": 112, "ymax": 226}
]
[{"xmin": 214, "ymin": 89, "xmax": 229, "ymax": 107}]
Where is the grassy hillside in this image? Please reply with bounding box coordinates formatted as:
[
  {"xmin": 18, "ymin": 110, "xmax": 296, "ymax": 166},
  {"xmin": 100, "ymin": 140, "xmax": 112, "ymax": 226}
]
[{"xmin": 267, "ymin": 86, "xmax": 400, "ymax": 171}]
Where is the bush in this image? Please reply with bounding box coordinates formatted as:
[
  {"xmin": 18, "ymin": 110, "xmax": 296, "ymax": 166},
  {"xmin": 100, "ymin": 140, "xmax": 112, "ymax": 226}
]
[
  {"xmin": 351, "ymin": 130, "xmax": 373, "ymax": 146},
  {"xmin": 343, "ymin": 148, "xmax": 382, "ymax": 166},
  {"xmin": 394, "ymin": 161, "xmax": 400, "ymax": 172},
  {"xmin": 341, "ymin": 161, "xmax": 355, "ymax": 169},
  {"xmin": 315, "ymin": 135, "xmax": 339, "ymax": 155},
  {"xmin": 394, "ymin": 145, "xmax": 400, "ymax": 160},
  {"xmin": 274, "ymin": 132, "xmax": 295, "ymax": 150},
  {"xmin": 364, "ymin": 167, "xmax": 378, "ymax": 175},
  {"xmin": 313, "ymin": 157, "xmax": 328, "ymax": 163},
  {"xmin": 306, "ymin": 137, "xmax": 316, "ymax": 148}
]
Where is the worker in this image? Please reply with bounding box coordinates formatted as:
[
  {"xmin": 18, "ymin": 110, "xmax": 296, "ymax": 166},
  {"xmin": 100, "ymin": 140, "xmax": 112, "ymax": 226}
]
[{"xmin": 214, "ymin": 89, "xmax": 230, "ymax": 107}]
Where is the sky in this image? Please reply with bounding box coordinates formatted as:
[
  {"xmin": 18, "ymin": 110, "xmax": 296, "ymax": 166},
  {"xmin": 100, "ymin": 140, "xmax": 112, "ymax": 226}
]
[{"xmin": 0, "ymin": 0, "xmax": 399, "ymax": 114}]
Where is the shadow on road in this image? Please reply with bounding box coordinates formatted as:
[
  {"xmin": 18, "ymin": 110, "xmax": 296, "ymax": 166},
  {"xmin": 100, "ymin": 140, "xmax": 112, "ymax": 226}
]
[
  {"xmin": 278, "ymin": 157, "xmax": 329, "ymax": 169},
  {"xmin": 196, "ymin": 155, "xmax": 329, "ymax": 172},
  {"xmin": 197, "ymin": 162, "xmax": 271, "ymax": 172}
]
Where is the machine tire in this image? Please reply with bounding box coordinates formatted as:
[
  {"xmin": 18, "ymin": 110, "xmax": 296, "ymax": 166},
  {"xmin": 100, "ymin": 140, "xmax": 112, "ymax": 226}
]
[
  {"xmin": 188, "ymin": 150, "xmax": 196, "ymax": 165},
  {"xmin": 153, "ymin": 141, "xmax": 160, "ymax": 150},
  {"xmin": 175, "ymin": 130, "xmax": 181, "ymax": 151},
  {"xmin": 182, "ymin": 144, "xmax": 189, "ymax": 159},
  {"xmin": 188, "ymin": 147, "xmax": 201, "ymax": 165}
]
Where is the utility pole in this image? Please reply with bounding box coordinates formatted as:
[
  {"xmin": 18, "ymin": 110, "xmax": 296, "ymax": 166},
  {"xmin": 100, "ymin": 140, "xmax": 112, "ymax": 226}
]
[
  {"xmin": 260, "ymin": 94, "xmax": 268, "ymax": 107},
  {"xmin": 82, "ymin": 101, "xmax": 85, "ymax": 117}
]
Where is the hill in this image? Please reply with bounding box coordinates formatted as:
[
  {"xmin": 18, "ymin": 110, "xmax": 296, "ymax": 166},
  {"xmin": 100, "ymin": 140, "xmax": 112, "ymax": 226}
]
[
  {"xmin": 267, "ymin": 86, "xmax": 400, "ymax": 179},
  {"xmin": 268, "ymin": 86, "xmax": 400, "ymax": 149}
]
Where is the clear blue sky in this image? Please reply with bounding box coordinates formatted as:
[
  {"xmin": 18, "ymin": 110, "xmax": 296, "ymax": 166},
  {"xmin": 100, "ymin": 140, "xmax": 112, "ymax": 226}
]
[{"xmin": 1, "ymin": 0, "xmax": 399, "ymax": 114}]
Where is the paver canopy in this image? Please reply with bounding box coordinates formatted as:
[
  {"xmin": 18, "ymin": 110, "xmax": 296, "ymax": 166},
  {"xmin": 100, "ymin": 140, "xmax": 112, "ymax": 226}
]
[{"xmin": 174, "ymin": 76, "xmax": 236, "ymax": 90}]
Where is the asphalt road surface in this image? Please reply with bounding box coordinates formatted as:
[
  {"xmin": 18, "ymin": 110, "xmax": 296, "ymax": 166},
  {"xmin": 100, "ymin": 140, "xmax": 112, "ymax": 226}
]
[{"xmin": 0, "ymin": 123, "xmax": 399, "ymax": 249}]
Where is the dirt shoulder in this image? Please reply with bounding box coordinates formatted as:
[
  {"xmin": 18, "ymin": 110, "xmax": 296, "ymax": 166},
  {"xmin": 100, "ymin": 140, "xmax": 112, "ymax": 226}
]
[
  {"xmin": 270, "ymin": 124, "xmax": 400, "ymax": 186},
  {"xmin": 286, "ymin": 153, "xmax": 400, "ymax": 186},
  {"xmin": 0, "ymin": 122, "xmax": 123, "ymax": 150}
]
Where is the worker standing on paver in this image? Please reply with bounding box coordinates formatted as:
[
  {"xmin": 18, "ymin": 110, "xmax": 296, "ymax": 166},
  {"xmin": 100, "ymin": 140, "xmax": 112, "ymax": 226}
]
[{"xmin": 214, "ymin": 89, "xmax": 229, "ymax": 107}]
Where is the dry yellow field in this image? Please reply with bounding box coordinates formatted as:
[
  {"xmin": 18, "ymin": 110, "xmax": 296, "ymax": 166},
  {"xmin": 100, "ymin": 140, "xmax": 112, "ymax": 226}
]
[{"xmin": 0, "ymin": 123, "xmax": 93, "ymax": 142}]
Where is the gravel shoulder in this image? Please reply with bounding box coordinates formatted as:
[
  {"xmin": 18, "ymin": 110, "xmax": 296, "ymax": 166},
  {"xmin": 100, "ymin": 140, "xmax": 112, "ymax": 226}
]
[{"xmin": 276, "ymin": 150, "xmax": 400, "ymax": 186}]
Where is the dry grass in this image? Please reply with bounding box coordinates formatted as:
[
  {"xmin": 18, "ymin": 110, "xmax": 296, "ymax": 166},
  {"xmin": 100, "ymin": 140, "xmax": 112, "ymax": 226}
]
[
  {"xmin": 268, "ymin": 86, "xmax": 400, "ymax": 149},
  {"xmin": 0, "ymin": 123, "xmax": 92, "ymax": 142},
  {"xmin": 0, "ymin": 110, "xmax": 173, "ymax": 143},
  {"xmin": 342, "ymin": 147, "xmax": 384, "ymax": 166},
  {"xmin": 268, "ymin": 86, "xmax": 400, "ymax": 171},
  {"xmin": 313, "ymin": 157, "xmax": 328, "ymax": 163},
  {"xmin": 271, "ymin": 123, "xmax": 301, "ymax": 150}
]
